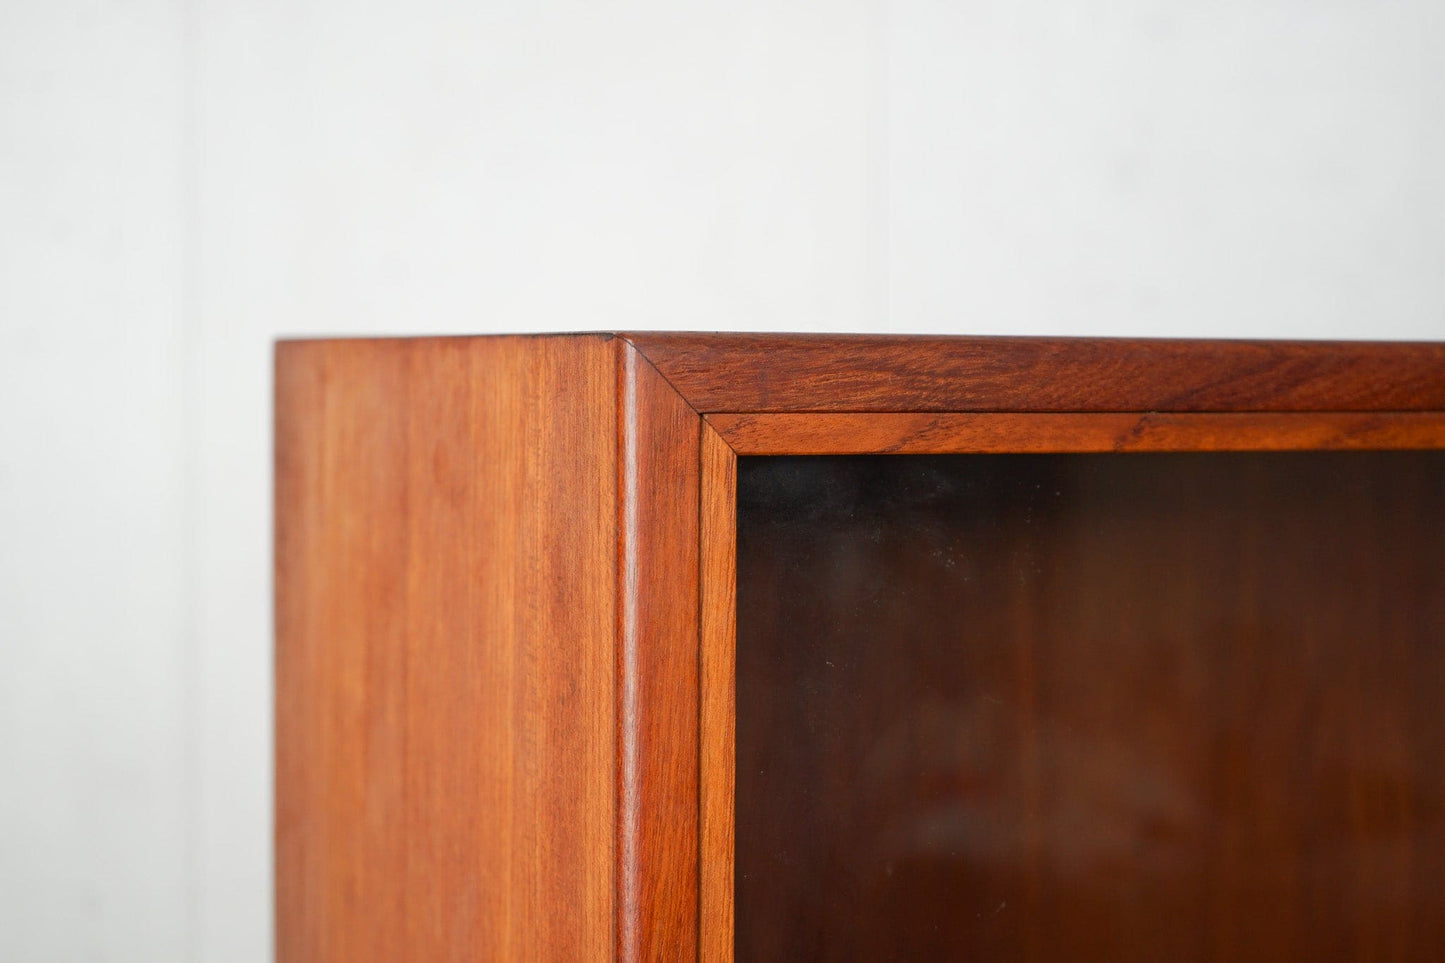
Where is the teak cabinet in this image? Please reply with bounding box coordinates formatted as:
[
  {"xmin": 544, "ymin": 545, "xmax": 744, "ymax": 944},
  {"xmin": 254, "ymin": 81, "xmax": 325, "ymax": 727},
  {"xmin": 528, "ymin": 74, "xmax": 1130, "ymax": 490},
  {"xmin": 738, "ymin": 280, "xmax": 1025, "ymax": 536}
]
[{"xmin": 276, "ymin": 334, "xmax": 1445, "ymax": 961}]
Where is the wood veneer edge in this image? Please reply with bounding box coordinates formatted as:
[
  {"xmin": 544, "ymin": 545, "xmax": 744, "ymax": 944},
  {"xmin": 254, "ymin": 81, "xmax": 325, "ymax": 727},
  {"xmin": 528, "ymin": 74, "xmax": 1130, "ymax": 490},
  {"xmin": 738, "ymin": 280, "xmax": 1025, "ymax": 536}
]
[
  {"xmin": 699, "ymin": 424, "xmax": 738, "ymax": 963},
  {"xmin": 708, "ymin": 411, "xmax": 1445, "ymax": 455}
]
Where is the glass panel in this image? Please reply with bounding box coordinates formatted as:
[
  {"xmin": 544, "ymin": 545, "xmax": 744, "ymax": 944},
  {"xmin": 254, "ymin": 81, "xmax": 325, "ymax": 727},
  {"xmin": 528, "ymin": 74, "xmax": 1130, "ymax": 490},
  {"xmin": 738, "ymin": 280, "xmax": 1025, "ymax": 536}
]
[{"xmin": 735, "ymin": 453, "xmax": 1445, "ymax": 961}]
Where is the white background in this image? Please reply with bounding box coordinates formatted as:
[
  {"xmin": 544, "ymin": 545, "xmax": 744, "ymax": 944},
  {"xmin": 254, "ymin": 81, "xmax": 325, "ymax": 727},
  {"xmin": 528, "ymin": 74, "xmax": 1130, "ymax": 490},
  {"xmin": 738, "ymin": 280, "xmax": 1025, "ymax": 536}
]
[{"xmin": 3, "ymin": 0, "xmax": 1444, "ymax": 959}]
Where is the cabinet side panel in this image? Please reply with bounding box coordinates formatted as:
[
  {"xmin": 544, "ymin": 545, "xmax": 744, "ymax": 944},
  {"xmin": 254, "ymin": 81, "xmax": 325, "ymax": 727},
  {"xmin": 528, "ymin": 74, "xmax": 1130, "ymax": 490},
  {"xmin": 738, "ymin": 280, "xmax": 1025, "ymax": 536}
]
[{"xmin": 276, "ymin": 336, "xmax": 617, "ymax": 961}]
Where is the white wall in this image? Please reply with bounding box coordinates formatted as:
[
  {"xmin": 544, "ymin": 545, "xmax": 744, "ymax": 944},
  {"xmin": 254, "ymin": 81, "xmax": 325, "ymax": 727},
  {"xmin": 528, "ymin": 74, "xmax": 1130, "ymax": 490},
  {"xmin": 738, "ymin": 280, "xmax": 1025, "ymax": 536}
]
[
  {"xmin": 4, "ymin": 0, "xmax": 1444, "ymax": 959},
  {"xmin": 1, "ymin": 1, "xmax": 191, "ymax": 960}
]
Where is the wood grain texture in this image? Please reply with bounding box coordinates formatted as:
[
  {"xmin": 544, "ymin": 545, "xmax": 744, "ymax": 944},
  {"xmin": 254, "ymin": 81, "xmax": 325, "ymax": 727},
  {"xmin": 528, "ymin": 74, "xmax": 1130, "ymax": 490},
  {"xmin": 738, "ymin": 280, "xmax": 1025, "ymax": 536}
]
[
  {"xmin": 710, "ymin": 411, "xmax": 1445, "ymax": 455},
  {"xmin": 618, "ymin": 343, "xmax": 703, "ymax": 961},
  {"xmin": 276, "ymin": 336, "xmax": 618, "ymax": 961},
  {"xmin": 698, "ymin": 425, "xmax": 738, "ymax": 963},
  {"xmin": 624, "ymin": 333, "xmax": 1445, "ymax": 414}
]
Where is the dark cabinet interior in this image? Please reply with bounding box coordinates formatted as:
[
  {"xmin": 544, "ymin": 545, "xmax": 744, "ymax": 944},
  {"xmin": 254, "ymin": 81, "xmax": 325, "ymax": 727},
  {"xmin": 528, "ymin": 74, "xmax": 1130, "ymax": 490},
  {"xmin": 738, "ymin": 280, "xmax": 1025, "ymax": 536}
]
[{"xmin": 736, "ymin": 452, "xmax": 1445, "ymax": 961}]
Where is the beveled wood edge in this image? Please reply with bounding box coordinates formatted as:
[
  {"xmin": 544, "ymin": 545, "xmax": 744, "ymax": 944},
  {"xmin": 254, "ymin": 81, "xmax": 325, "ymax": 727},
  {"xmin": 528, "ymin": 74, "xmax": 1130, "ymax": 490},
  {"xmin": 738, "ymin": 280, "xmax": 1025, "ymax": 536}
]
[
  {"xmin": 698, "ymin": 425, "xmax": 737, "ymax": 963},
  {"xmin": 617, "ymin": 341, "xmax": 702, "ymax": 960},
  {"xmin": 617, "ymin": 340, "xmax": 644, "ymax": 961},
  {"xmin": 622, "ymin": 332, "xmax": 1445, "ymax": 414},
  {"xmin": 708, "ymin": 411, "xmax": 1445, "ymax": 455}
]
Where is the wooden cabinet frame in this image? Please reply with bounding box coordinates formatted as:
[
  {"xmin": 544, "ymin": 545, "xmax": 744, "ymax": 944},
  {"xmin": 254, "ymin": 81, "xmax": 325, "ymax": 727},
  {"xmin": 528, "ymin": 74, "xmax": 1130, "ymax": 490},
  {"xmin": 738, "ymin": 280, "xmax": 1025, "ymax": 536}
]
[{"xmin": 276, "ymin": 333, "xmax": 1445, "ymax": 961}]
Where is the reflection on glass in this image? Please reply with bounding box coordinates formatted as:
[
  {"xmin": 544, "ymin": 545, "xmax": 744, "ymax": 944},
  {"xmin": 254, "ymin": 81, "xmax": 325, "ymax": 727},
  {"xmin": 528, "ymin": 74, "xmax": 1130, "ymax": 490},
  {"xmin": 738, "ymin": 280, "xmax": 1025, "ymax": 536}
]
[{"xmin": 736, "ymin": 453, "xmax": 1445, "ymax": 961}]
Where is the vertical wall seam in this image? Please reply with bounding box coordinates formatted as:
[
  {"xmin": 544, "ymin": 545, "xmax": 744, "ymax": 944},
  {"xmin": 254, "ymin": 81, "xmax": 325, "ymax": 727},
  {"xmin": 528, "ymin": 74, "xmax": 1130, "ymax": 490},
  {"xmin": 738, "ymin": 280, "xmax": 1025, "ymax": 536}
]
[{"xmin": 180, "ymin": 0, "xmax": 204, "ymax": 955}]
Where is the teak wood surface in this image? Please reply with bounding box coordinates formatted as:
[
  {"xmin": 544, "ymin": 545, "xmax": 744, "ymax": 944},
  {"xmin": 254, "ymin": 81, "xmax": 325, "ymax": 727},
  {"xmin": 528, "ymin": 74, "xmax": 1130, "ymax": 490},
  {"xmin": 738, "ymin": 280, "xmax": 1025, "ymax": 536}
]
[{"xmin": 275, "ymin": 333, "xmax": 1445, "ymax": 961}]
